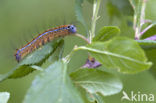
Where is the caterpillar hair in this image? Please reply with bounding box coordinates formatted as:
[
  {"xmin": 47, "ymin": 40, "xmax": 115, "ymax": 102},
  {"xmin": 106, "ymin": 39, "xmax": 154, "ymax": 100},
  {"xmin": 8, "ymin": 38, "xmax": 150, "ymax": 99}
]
[{"xmin": 15, "ymin": 24, "xmax": 77, "ymax": 62}]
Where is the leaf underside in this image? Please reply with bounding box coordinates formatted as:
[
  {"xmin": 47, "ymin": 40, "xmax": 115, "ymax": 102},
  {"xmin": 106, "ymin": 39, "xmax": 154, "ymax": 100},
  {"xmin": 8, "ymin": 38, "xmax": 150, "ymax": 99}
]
[
  {"xmin": 23, "ymin": 61, "xmax": 85, "ymax": 103},
  {"xmin": 0, "ymin": 39, "xmax": 64, "ymax": 82},
  {"xmin": 70, "ymin": 68, "xmax": 122, "ymax": 96}
]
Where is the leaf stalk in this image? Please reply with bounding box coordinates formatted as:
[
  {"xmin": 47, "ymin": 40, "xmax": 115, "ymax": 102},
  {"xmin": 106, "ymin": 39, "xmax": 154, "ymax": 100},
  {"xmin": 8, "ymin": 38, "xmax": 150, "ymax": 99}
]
[{"xmin": 89, "ymin": 0, "xmax": 101, "ymax": 43}]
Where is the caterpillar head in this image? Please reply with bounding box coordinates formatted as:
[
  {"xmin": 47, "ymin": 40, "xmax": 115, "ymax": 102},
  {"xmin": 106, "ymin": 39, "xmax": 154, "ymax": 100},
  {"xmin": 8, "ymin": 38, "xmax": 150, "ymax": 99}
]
[{"xmin": 68, "ymin": 25, "xmax": 77, "ymax": 33}]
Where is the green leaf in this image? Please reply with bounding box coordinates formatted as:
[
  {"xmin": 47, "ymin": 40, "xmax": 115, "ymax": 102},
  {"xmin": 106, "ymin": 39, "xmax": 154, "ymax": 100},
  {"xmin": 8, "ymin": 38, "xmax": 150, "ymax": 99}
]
[
  {"xmin": 0, "ymin": 92, "xmax": 10, "ymax": 103},
  {"xmin": 85, "ymin": 92, "xmax": 105, "ymax": 103},
  {"xmin": 141, "ymin": 22, "xmax": 156, "ymax": 39},
  {"xmin": 75, "ymin": 0, "xmax": 88, "ymax": 33},
  {"xmin": 93, "ymin": 26, "xmax": 120, "ymax": 41},
  {"xmin": 75, "ymin": 86, "xmax": 94, "ymax": 103},
  {"xmin": 23, "ymin": 61, "xmax": 85, "ymax": 103},
  {"xmin": 0, "ymin": 40, "xmax": 64, "ymax": 82},
  {"xmin": 19, "ymin": 39, "xmax": 64, "ymax": 65},
  {"xmin": 144, "ymin": 49, "xmax": 156, "ymax": 79},
  {"xmin": 137, "ymin": 40, "xmax": 156, "ymax": 49},
  {"xmin": 146, "ymin": 51, "xmax": 156, "ymax": 79},
  {"xmin": 76, "ymin": 37, "xmax": 152, "ymax": 73},
  {"xmin": 70, "ymin": 68, "xmax": 122, "ymax": 96},
  {"xmin": 47, "ymin": 39, "xmax": 64, "ymax": 62},
  {"xmin": 137, "ymin": 40, "xmax": 156, "ymax": 78},
  {"xmin": 92, "ymin": 93, "xmax": 105, "ymax": 103}
]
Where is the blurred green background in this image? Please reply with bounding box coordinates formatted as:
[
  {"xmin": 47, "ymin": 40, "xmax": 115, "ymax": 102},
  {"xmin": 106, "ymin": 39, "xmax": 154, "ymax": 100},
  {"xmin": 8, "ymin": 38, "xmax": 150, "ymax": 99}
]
[{"xmin": 0, "ymin": 0, "xmax": 156, "ymax": 103}]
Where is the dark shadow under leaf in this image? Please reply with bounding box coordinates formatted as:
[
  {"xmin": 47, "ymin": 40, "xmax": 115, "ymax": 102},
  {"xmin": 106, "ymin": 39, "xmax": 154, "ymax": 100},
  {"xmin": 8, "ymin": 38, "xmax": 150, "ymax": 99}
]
[{"xmin": 0, "ymin": 39, "xmax": 64, "ymax": 82}]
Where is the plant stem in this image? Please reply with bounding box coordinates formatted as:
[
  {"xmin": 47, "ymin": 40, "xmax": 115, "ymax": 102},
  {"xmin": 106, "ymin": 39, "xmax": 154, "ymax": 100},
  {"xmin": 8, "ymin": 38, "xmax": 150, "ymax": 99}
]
[
  {"xmin": 65, "ymin": 34, "xmax": 90, "ymax": 63},
  {"xmin": 74, "ymin": 33, "xmax": 90, "ymax": 44},
  {"xmin": 134, "ymin": 0, "xmax": 147, "ymax": 40},
  {"xmin": 90, "ymin": 0, "xmax": 101, "ymax": 43},
  {"xmin": 64, "ymin": 0, "xmax": 101, "ymax": 63},
  {"xmin": 140, "ymin": 23, "xmax": 154, "ymax": 36}
]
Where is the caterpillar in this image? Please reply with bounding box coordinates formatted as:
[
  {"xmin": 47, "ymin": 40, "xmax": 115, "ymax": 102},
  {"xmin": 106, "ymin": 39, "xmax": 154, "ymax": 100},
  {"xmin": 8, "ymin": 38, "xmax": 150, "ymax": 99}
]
[{"xmin": 15, "ymin": 24, "xmax": 77, "ymax": 62}]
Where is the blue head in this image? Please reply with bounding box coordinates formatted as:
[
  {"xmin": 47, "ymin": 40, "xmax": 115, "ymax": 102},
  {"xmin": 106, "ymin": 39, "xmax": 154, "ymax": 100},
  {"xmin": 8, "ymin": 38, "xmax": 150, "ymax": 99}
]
[{"xmin": 68, "ymin": 25, "xmax": 77, "ymax": 33}]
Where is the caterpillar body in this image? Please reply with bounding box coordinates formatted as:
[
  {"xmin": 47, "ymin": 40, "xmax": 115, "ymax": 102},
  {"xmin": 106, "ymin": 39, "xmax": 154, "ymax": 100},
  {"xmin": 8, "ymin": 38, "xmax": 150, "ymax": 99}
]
[{"xmin": 15, "ymin": 24, "xmax": 77, "ymax": 62}]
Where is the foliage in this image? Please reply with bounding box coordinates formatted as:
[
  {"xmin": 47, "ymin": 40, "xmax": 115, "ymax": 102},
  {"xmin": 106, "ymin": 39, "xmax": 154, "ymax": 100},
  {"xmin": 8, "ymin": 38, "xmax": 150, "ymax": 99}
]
[
  {"xmin": 93, "ymin": 26, "xmax": 120, "ymax": 41},
  {"xmin": 137, "ymin": 40, "xmax": 156, "ymax": 78},
  {"xmin": 23, "ymin": 61, "xmax": 84, "ymax": 103},
  {"xmin": 0, "ymin": 40, "xmax": 64, "ymax": 82},
  {"xmin": 70, "ymin": 68, "xmax": 122, "ymax": 96},
  {"xmin": 76, "ymin": 37, "xmax": 152, "ymax": 74},
  {"xmin": 1, "ymin": 0, "xmax": 156, "ymax": 103}
]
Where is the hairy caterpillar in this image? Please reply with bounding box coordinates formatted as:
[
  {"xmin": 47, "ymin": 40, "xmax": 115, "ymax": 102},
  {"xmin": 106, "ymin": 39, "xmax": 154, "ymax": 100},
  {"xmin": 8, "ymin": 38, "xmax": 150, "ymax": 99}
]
[{"xmin": 15, "ymin": 24, "xmax": 77, "ymax": 62}]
